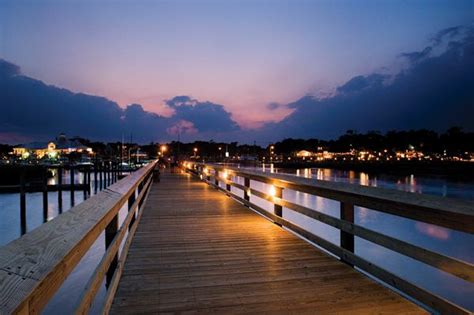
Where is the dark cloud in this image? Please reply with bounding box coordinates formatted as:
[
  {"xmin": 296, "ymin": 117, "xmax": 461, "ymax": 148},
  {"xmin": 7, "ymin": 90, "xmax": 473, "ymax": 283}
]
[
  {"xmin": 431, "ymin": 25, "xmax": 463, "ymax": 46},
  {"xmin": 166, "ymin": 96, "xmax": 239, "ymax": 133},
  {"xmin": 266, "ymin": 102, "xmax": 283, "ymax": 110},
  {"xmin": 336, "ymin": 74, "xmax": 387, "ymax": 94},
  {"xmin": 399, "ymin": 46, "xmax": 433, "ymax": 63},
  {"xmin": 0, "ymin": 62, "xmax": 241, "ymax": 143},
  {"xmin": 1, "ymin": 24, "xmax": 472, "ymax": 144},
  {"xmin": 256, "ymin": 25, "xmax": 474, "ymax": 141}
]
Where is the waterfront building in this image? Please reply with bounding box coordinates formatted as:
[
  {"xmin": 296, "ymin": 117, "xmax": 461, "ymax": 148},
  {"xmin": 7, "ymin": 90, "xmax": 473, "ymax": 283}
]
[{"xmin": 13, "ymin": 134, "xmax": 93, "ymax": 159}]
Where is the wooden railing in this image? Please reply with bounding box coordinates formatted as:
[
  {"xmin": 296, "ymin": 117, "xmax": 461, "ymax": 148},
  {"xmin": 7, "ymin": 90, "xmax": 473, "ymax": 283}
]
[
  {"xmin": 186, "ymin": 162, "xmax": 474, "ymax": 315},
  {"xmin": 0, "ymin": 160, "xmax": 158, "ymax": 315}
]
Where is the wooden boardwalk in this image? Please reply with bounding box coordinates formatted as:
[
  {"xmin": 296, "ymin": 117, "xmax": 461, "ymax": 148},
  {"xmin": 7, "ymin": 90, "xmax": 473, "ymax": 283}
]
[{"xmin": 111, "ymin": 170, "xmax": 425, "ymax": 314}]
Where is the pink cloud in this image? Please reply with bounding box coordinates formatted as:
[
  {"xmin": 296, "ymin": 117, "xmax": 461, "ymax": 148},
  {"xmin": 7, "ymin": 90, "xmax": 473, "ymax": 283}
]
[{"xmin": 166, "ymin": 120, "xmax": 198, "ymax": 136}]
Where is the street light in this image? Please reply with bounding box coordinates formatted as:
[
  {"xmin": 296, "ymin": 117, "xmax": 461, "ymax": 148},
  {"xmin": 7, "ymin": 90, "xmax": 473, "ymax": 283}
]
[
  {"xmin": 193, "ymin": 147, "xmax": 198, "ymax": 158},
  {"xmin": 160, "ymin": 145, "xmax": 167, "ymax": 157}
]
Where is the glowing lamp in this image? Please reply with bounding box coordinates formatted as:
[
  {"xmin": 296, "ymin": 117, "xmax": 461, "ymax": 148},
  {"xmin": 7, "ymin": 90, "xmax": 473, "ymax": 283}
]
[{"xmin": 269, "ymin": 185, "xmax": 276, "ymax": 197}]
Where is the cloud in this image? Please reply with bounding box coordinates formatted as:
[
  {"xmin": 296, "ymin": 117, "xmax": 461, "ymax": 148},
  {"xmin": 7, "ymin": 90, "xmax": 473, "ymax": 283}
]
[
  {"xmin": 336, "ymin": 74, "xmax": 387, "ymax": 94},
  {"xmin": 255, "ymin": 25, "xmax": 474, "ymax": 141},
  {"xmin": 431, "ymin": 25, "xmax": 463, "ymax": 46},
  {"xmin": 0, "ymin": 62, "xmax": 241, "ymax": 143},
  {"xmin": 0, "ymin": 24, "xmax": 472, "ymax": 144},
  {"xmin": 399, "ymin": 46, "xmax": 433, "ymax": 64},
  {"xmin": 266, "ymin": 102, "xmax": 283, "ymax": 110},
  {"xmin": 166, "ymin": 120, "xmax": 198, "ymax": 136},
  {"xmin": 166, "ymin": 96, "xmax": 240, "ymax": 133}
]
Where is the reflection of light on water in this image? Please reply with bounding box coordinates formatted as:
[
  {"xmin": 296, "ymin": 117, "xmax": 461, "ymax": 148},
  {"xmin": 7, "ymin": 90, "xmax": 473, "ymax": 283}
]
[
  {"xmin": 303, "ymin": 168, "xmax": 311, "ymax": 178},
  {"xmin": 359, "ymin": 173, "xmax": 369, "ymax": 186},
  {"xmin": 296, "ymin": 169, "xmax": 300, "ymax": 176},
  {"xmin": 349, "ymin": 171, "xmax": 355, "ymax": 183},
  {"xmin": 416, "ymin": 222, "xmax": 451, "ymax": 240},
  {"xmin": 357, "ymin": 207, "xmax": 378, "ymax": 224},
  {"xmin": 316, "ymin": 169, "xmax": 324, "ymax": 180},
  {"xmin": 324, "ymin": 169, "xmax": 332, "ymax": 179},
  {"xmin": 270, "ymin": 163, "xmax": 274, "ymax": 173}
]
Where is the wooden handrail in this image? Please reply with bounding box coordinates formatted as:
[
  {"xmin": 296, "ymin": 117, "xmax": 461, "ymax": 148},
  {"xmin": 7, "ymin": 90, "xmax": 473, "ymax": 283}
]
[
  {"xmin": 187, "ymin": 162, "xmax": 474, "ymax": 315},
  {"xmin": 0, "ymin": 160, "xmax": 157, "ymax": 315}
]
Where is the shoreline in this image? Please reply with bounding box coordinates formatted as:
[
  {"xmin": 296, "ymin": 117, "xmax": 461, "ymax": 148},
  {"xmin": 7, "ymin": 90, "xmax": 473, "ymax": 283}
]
[{"xmin": 272, "ymin": 161, "xmax": 474, "ymax": 181}]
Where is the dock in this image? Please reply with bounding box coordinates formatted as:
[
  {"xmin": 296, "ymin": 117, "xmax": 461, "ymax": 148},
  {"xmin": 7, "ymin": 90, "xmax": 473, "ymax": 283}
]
[
  {"xmin": 110, "ymin": 170, "xmax": 424, "ymax": 313},
  {"xmin": 0, "ymin": 161, "xmax": 472, "ymax": 314}
]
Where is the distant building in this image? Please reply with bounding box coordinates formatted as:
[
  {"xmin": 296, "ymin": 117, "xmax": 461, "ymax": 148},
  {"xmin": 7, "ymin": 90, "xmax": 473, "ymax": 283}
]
[
  {"xmin": 13, "ymin": 134, "xmax": 93, "ymax": 159},
  {"xmin": 296, "ymin": 150, "xmax": 314, "ymax": 158}
]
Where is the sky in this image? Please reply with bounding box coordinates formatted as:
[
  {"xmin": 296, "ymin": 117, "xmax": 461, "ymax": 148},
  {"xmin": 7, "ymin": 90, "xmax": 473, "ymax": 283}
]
[{"xmin": 0, "ymin": 0, "xmax": 473, "ymax": 144}]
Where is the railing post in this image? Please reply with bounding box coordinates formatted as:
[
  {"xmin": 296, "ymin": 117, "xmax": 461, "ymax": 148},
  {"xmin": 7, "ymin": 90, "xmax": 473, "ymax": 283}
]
[
  {"xmin": 105, "ymin": 214, "xmax": 118, "ymax": 287},
  {"xmin": 128, "ymin": 191, "xmax": 136, "ymax": 231},
  {"xmin": 340, "ymin": 201, "xmax": 355, "ymax": 266},
  {"xmin": 243, "ymin": 177, "xmax": 250, "ymax": 206},
  {"xmin": 274, "ymin": 186, "xmax": 283, "ymax": 226},
  {"xmin": 226, "ymin": 173, "xmax": 231, "ymax": 192},
  {"xmin": 214, "ymin": 170, "xmax": 219, "ymax": 187}
]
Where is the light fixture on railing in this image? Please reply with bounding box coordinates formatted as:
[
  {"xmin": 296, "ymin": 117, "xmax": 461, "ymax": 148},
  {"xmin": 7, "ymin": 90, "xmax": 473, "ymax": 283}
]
[
  {"xmin": 222, "ymin": 170, "xmax": 228, "ymax": 179},
  {"xmin": 269, "ymin": 185, "xmax": 276, "ymax": 197},
  {"xmin": 247, "ymin": 189, "xmax": 251, "ymax": 197}
]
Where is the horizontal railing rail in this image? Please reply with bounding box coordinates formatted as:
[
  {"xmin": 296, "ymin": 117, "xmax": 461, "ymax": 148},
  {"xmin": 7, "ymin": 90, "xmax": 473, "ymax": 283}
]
[
  {"xmin": 185, "ymin": 162, "xmax": 474, "ymax": 315},
  {"xmin": 0, "ymin": 160, "xmax": 158, "ymax": 315}
]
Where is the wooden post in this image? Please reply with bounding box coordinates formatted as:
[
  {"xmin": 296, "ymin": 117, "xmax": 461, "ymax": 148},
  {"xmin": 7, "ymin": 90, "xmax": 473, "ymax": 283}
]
[
  {"xmin": 83, "ymin": 169, "xmax": 88, "ymax": 200},
  {"xmin": 20, "ymin": 168, "xmax": 26, "ymax": 235},
  {"xmin": 107, "ymin": 162, "xmax": 111, "ymax": 186},
  {"xmin": 128, "ymin": 191, "xmax": 136, "ymax": 231},
  {"xmin": 57, "ymin": 166, "xmax": 63, "ymax": 213},
  {"xmin": 103, "ymin": 163, "xmax": 107, "ymax": 187},
  {"xmin": 226, "ymin": 173, "xmax": 231, "ymax": 192},
  {"xmin": 94, "ymin": 163, "xmax": 98, "ymax": 193},
  {"xmin": 214, "ymin": 170, "xmax": 219, "ymax": 187},
  {"xmin": 87, "ymin": 166, "xmax": 91, "ymax": 195},
  {"xmin": 105, "ymin": 214, "xmax": 118, "ymax": 288},
  {"xmin": 99, "ymin": 163, "xmax": 104, "ymax": 190},
  {"xmin": 243, "ymin": 177, "xmax": 250, "ymax": 206},
  {"xmin": 274, "ymin": 186, "xmax": 283, "ymax": 226},
  {"xmin": 42, "ymin": 167, "xmax": 48, "ymax": 223},
  {"xmin": 340, "ymin": 201, "xmax": 355, "ymax": 266},
  {"xmin": 70, "ymin": 166, "xmax": 75, "ymax": 207},
  {"xmin": 111, "ymin": 162, "xmax": 116, "ymax": 183}
]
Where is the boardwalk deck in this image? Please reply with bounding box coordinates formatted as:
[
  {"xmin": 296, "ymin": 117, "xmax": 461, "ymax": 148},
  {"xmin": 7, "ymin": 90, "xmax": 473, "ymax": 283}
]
[{"xmin": 111, "ymin": 170, "xmax": 426, "ymax": 314}]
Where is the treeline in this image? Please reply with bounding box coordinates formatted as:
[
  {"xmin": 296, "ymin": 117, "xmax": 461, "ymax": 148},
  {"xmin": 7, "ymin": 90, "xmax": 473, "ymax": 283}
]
[
  {"xmin": 1, "ymin": 127, "xmax": 473, "ymax": 158},
  {"xmin": 272, "ymin": 127, "xmax": 474, "ymax": 154}
]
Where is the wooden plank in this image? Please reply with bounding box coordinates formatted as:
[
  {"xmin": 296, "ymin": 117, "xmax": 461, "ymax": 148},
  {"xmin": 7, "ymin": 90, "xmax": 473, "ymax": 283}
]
[{"xmin": 111, "ymin": 171, "xmax": 426, "ymax": 314}]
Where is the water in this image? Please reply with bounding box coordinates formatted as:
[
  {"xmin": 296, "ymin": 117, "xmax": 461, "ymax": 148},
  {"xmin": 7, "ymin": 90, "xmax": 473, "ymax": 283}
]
[
  {"xmin": 228, "ymin": 165, "xmax": 474, "ymax": 311},
  {"xmin": 1, "ymin": 166, "xmax": 473, "ymax": 312}
]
